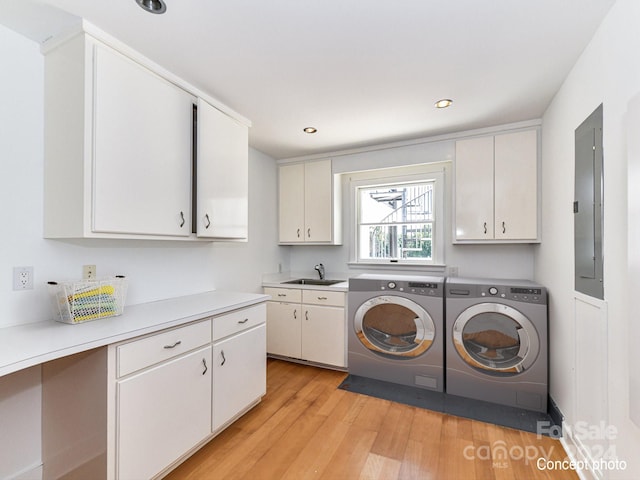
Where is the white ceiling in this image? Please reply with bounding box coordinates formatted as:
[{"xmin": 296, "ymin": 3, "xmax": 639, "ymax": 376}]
[{"xmin": 1, "ymin": 0, "xmax": 616, "ymax": 159}]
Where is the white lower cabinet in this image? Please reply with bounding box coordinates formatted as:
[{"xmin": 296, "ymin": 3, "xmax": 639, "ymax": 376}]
[
  {"xmin": 39, "ymin": 300, "xmax": 267, "ymax": 479},
  {"xmin": 112, "ymin": 319, "xmax": 213, "ymax": 479},
  {"xmin": 266, "ymin": 301, "xmax": 302, "ymax": 358},
  {"xmin": 40, "ymin": 303, "xmax": 267, "ymax": 480},
  {"xmin": 116, "ymin": 346, "xmax": 212, "ymax": 480},
  {"xmin": 265, "ymin": 287, "xmax": 346, "ymax": 368},
  {"xmin": 213, "ymin": 324, "xmax": 266, "ymax": 432},
  {"xmin": 301, "ymin": 305, "xmax": 345, "ymax": 367}
]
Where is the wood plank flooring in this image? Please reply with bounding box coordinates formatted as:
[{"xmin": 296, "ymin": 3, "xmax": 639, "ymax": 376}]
[{"xmin": 165, "ymin": 359, "xmax": 578, "ymax": 480}]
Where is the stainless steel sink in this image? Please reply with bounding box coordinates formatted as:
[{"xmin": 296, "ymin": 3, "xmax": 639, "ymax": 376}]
[{"xmin": 282, "ymin": 278, "xmax": 344, "ymax": 286}]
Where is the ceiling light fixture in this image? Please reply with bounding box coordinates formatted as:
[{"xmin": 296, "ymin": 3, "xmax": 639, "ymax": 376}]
[
  {"xmin": 435, "ymin": 98, "xmax": 453, "ymax": 109},
  {"xmin": 303, "ymin": 127, "xmax": 318, "ymax": 134},
  {"xmin": 136, "ymin": 0, "xmax": 167, "ymax": 14}
]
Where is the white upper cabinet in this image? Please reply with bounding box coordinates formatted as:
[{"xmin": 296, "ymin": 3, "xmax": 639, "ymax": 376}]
[
  {"xmin": 304, "ymin": 160, "xmax": 333, "ymax": 242},
  {"xmin": 196, "ymin": 99, "xmax": 248, "ymax": 239},
  {"xmin": 493, "ymin": 131, "xmax": 538, "ymax": 240},
  {"xmin": 92, "ymin": 44, "xmax": 193, "ymax": 236},
  {"xmin": 278, "ymin": 159, "xmax": 341, "ymax": 244},
  {"xmin": 454, "ymin": 136, "xmax": 495, "ymax": 240},
  {"xmin": 279, "ymin": 163, "xmax": 306, "ymax": 243},
  {"xmin": 454, "ymin": 129, "xmax": 539, "ymax": 243},
  {"xmin": 43, "ymin": 28, "xmax": 250, "ymax": 241}
]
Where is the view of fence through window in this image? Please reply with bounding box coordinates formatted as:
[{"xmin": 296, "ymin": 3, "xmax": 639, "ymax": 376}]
[{"xmin": 358, "ymin": 182, "xmax": 434, "ymax": 261}]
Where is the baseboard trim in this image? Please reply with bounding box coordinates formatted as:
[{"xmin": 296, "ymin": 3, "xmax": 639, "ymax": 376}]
[
  {"xmin": 560, "ymin": 421, "xmax": 601, "ymax": 480},
  {"xmin": 5, "ymin": 462, "xmax": 43, "ymax": 480}
]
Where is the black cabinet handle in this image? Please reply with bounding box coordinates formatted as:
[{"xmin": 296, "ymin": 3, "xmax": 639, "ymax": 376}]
[{"xmin": 179, "ymin": 211, "xmax": 185, "ymax": 228}]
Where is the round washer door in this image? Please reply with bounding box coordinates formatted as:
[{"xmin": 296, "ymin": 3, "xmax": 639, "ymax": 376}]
[
  {"xmin": 354, "ymin": 295, "xmax": 435, "ymax": 358},
  {"xmin": 452, "ymin": 303, "xmax": 539, "ymax": 374}
]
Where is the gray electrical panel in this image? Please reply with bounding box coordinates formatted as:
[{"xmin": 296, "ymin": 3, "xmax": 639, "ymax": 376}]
[{"xmin": 574, "ymin": 104, "xmax": 604, "ymax": 300}]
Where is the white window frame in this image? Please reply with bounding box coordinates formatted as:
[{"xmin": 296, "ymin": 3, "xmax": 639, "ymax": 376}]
[{"xmin": 349, "ymin": 165, "xmax": 445, "ymax": 267}]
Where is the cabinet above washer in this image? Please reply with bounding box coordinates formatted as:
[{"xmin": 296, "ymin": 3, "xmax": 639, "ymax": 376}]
[{"xmin": 453, "ymin": 129, "xmax": 540, "ymax": 243}]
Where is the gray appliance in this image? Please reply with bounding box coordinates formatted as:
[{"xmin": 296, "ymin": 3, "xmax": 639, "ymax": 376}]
[
  {"xmin": 348, "ymin": 274, "xmax": 445, "ymax": 391},
  {"xmin": 445, "ymin": 277, "xmax": 548, "ymax": 412}
]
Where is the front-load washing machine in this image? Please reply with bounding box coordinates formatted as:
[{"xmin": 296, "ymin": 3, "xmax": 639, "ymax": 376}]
[
  {"xmin": 445, "ymin": 277, "xmax": 548, "ymax": 412},
  {"xmin": 348, "ymin": 274, "xmax": 445, "ymax": 392}
]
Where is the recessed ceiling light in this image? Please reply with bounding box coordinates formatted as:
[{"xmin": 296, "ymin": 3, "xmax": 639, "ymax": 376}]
[
  {"xmin": 136, "ymin": 0, "xmax": 167, "ymax": 14},
  {"xmin": 435, "ymin": 99, "xmax": 453, "ymax": 109},
  {"xmin": 303, "ymin": 127, "xmax": 318, "ymax": 134}
]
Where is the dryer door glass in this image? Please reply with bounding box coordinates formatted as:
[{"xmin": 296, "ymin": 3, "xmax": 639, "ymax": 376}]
[
  {"xmin": 452, "ymin": 303, "xmax": 539, "ymax": 374},
  {"xmin": 354, "ymin": 296, "xmax": 435, "ymax": 358}
]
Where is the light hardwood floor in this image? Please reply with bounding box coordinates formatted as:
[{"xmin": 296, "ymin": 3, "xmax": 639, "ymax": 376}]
[{"xmin": 165, "ymin": 359, "xmax": 578, "ymax": 480}]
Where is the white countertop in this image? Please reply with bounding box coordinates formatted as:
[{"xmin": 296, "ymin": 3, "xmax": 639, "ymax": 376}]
[{"xmin": 0, "ymin": 290, "xmax": 269, "ymax": 378}]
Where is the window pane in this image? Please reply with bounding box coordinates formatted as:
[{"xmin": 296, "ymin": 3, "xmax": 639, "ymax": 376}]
[
  {"xmin": 359, "ymin": 223, "xmax": 433, "ymax": 260},
  {"xmin": 359, "ymin": 183, "xmax": 434, "ymax": 224}
]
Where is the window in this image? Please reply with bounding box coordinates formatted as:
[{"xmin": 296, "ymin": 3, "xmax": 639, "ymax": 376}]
[{"xmin": 351, "ymin": 167, "xmax": 445, "ymax": 266}]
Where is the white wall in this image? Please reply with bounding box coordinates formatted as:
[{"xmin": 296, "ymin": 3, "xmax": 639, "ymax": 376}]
[
  {"xmin": 0, "ymin": 23, "xmax": 285, "ymax": 479},
  {"xmin": 536, "ymin": 0, "xmax": 640, "ymax": 477}
]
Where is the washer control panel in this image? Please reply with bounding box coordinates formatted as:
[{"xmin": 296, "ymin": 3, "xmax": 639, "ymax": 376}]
[
  {"xmin": 379, "ymin": 280, "xmax": 441, "ymax": 297},
  {"xmin": 478, "ymin": 285, "xmax": 545, "ymax": 304}
]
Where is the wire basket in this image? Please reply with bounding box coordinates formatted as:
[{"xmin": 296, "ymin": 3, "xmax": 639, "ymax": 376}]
[{"xmin": 48, "ymin": 276, "xmax": 128, "ymax": 324}]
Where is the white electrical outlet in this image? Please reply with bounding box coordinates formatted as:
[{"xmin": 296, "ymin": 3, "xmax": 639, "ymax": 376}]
[
  {"xmin": 83, "ymin": 265, "xmax": 96, "ymax": 279},
  {"xmin": 13, "ymin": 266, "xmax": 34, "ymax": 290}
]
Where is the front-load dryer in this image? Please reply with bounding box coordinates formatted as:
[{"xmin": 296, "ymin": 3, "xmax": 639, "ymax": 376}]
[
  {"xmin": 348, "ymin": 274, "xmax": 445, "ymax": 392},
  {"xmin": 445, "ymin": 277, "xmax": 548, "ymax": 412}
]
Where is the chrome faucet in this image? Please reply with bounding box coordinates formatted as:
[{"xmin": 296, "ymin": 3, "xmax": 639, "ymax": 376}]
[{"xmin": 314, "ymin": 263, "xmax": 325, "ymax": 280}]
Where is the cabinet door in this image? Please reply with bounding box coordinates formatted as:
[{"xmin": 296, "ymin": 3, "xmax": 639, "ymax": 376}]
[
  {"xmin": 494, "ymin": 130, "xmax": 538, "ymax": 240},
  {"xmin": 279, "ymin": 163, "xmax": 305, "ymax": 242},
  {"xmin": 302, "ymin": 305, "xmax": 346, "ymax": 367},
  {"xmin": 455, "ymin": 136, "xmax": 495, "ymax": 240},
  {"xmin": 213, "ymin": 324, "xmax": 266, "ymax": 431},
  {"xmin": 304, "ymin": 159, "xmax": 333, "ymax": 242},
  {"xmin": 92, "ymin": 44, "xmax": 193, "ymax": 236},
  {"xmin": 266, "ymin": 302, "xmax": 302, "ymax": 358},
  {"xmin": 117, "ymin": 346, "xmax": 212, "ymax": 480},
  {"xmin": 197, "ymin": 99, "xmax": 248, "ymax": 239}
]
